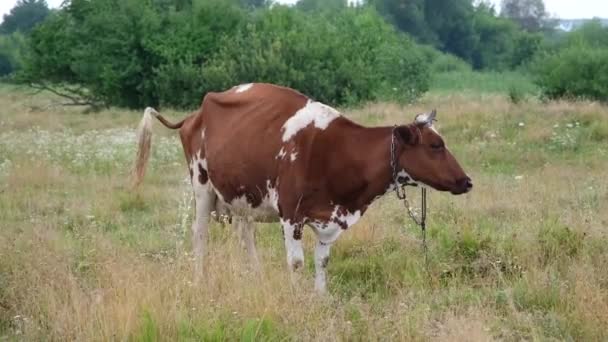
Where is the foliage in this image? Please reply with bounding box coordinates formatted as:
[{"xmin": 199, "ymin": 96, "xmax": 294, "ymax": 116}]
[
  {"xmin": 499, "ymin": 0, "xmax": 552, "ymax": 32},
  {"xmin": 202, "ymin": 6, "xmax": 428, "ymax": 106},
  {"xmin": 20, "ymin": 0, "xmax": 246, "ymax": 108},
  {"xmin": 367, "ymin": 0, "xmax": 543, "ymax": 70},
  {"xmin": 20, "ymin": 1, "xmax": 429, "ymax": 109},
  {"xmin": 367, "ymin": 0, "xmax": 476, "ymax": 60},
  {"xmin": 296, "ymin": 0, "xmax": 348, "ymax": 12},
  {"xmin": 472, "ymin": 4, "xmax": 542, "ymax": 70},
  {"xmin": 418, "ymin": 45, "xmax": 471, "ymax": 73},
  {"xmin": 561, "ymin": 19, "xmax": 608, "ymax": 49},
  {"xmin": 531, "ymin": 46, "xmax": 608, "ymax": 102},
  {"xmin": 531, "ymin": 20, "xmax": 608, "ymax": 102},
  {"xmin": 0, "ymin": 0, "xmax": 50, "ymax": 34},
  {"xmin": 0, "ymin": 0, "xmax": 50, "ymax": 77},
  {"xmin": 0, "ymin": 32, "xmax": 27, "ymax": 77}
]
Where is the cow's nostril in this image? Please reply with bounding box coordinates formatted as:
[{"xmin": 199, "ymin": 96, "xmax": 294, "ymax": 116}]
[{"xmin": 460, "ymin": 177, "xmax": 473, "ymax": 191}]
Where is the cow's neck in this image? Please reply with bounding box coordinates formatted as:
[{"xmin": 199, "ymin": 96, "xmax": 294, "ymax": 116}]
[{"xmin": 339, "ymin": 125, "xmax": 397, "ymax": 212}]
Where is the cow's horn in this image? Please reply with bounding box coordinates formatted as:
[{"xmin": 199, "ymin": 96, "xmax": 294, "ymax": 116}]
[{"xmin": 415, "ymin": 109, "xmax": 437, "ymax": 125}]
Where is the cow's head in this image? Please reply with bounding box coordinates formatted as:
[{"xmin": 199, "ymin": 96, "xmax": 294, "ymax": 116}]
[{"xmin": 394, "ymin": 110, "xmax": 472, "ymax": 195}]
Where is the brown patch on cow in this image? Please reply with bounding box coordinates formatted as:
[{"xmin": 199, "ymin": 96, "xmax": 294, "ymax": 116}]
[
  {"xmin": 197, "ymin": 163, "xmax": 208, "ymax": 184},
  {"xmin": 329, "ymin": 206, "xmax": 349, "ymax": 230},
  {"xmin": 293, "ymin": 226, "xmax": 303, "ymax": 240},
  {"xmin": 321, "ymin": 256, "xmax": 329, "ymax": 268},
  {"xmin": 332, "ymin": 218, "xmax": 348, "ymax": 230},
  {"xmin": 292, "ymin": 259, "xmax": 303, "ymax": 270}
]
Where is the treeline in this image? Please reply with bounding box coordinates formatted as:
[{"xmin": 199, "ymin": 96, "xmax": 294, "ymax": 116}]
[
  {"xmin": 12, "ymin": 0, "xmax": 434, "ymax": 108},
  {"xmin": 1, "ymin": 0, "xmax": 607, "ymax": 108}
]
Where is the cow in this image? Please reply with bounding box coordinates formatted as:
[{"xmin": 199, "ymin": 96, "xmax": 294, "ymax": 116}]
[{"xmin": 132, "ymin": 83, "xmax": 472, "ymax": 293}]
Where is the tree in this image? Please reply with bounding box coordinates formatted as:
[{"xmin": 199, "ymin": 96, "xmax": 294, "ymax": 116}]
[
  {"xmin": 368, "ymin": 0, "xmax": 479, "ymax": 63},
  {"xmin": 425, "ymin": 0, "xmax": 478, "ymax": 62},
  {"xmin": 240, "ymin": 0, "xmax": 270, "ymax": 8},
  {"xmin": 0, "ymin": 32, "xmax": 27, "ymax": 76},
  {"xmin": 201, "ymin": 7, "xmax": 429, "ymax": 106},
  {"xmin": 296, "ymin": 0, "xmax": 348, "ymax": 12},
  {"xmin": 500, "ymin": 0, "xmax": 549, "ymax": 32},
  {"xmin": 0, "ymin": 0, "xmax": 50, "ymax": 34},
  {"xmin": 366, "ymin": 0, "xmax": 436, "ymax": 44}
]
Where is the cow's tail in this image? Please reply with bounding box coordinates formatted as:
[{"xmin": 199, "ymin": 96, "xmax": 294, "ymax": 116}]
[{"xmin": 131, "ymin": 107, "xmax": 185, "ymax": 188}]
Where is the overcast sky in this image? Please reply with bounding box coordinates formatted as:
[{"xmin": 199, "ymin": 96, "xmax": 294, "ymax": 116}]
[{"xmin": 1, "ymin": 0, "xmax": 608, "ymax": 22}]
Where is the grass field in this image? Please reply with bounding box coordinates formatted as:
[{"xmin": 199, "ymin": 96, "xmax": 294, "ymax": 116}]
[
  {"xmin": 1, "ymin": 81, "xmax": 608, "ymax": 341},
  {"xmin": 431, "ymin": 71, "xmax": 539, "ymax": 97}
]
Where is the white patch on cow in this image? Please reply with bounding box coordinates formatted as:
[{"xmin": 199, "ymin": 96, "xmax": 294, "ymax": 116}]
[
  {"xmin": 397, "ymin": 170, "xmax": 417, "ymax": 186},
  {"xmin": 215, "ymin": 179, "xmax": 279, "ymax": 222},
  {"xmin": 265, "ymin": 180, "xmax": 279, "ymax": 211},
  {"xmin": 281, "ymin": 100, "xmax": 340, "ymax": 142},
  {"xmin": 235, "ymin": 83, "xmax": 253, "ymax": 93},
  {"xmin": 314, "ymin": 241, "xmax": 331, "ymax": 293},
  {"xmin": 276, "ymin": 147, "xmax": 287, "ymax": 160},
  {"xmin": 331, "ymin": 206, "xmax": 361, "ymax": 227},
  {"xmin": 290, "ymin": 152, "xmax": 298, "ymax": 162},
  {"xmin": 189, "ymin": 151, "xmax": 207, "ymax": 184},
  {"xmin": 281, "ymin": 219, "xmax": 304, "ymax": 270},
  {"xmin": 201, "ymin": 128, "xmax": 206, "ymax": 140},
  {"xmin": 188, "ymin": 150, "xmax": 216, "ymax": 275},
  {"xmin": 396, "ymin": 169, "xmax": 430, "ymax": 189},
  {"xmin": 415, "ymin": 114, "xmax": 430, "ymax": 125},
  {"xmin": 310, "ymin": 206, "xmax": 361, "ymax": 244},
  {"xmin": 145, "ymin": 107, "xmax": 159, "ymax": 118}
]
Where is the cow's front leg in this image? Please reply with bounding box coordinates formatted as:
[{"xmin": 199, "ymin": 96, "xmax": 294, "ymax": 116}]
[
  {"xmin": 281, "ymin": 219, "xmax": 304, "ymax": 271},
  {"xmin": 314, "ymin": 240, "xmax": 331, "ymax": 293}
]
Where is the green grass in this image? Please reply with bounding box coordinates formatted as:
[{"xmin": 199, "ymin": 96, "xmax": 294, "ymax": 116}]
[{"xmin": 431, "ymin": 70, "xmax": 539, "ymax": 96}]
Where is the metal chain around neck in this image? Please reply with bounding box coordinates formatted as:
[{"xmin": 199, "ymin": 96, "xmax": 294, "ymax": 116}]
[{"xmin": 390, "ymin": 126, "xmax": 429, "ymax": 266}]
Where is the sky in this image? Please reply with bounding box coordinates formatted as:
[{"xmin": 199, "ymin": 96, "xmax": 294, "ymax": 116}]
[{"xmin": 1, "ymin": 0, "xmax": 608, "ymax": 22}]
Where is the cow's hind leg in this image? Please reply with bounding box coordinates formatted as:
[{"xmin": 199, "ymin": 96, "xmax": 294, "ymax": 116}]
[
  {"xmin": 191, "ymin": 176, "xmax": 216, "ymax": 279},
  {"xmin": 314, "ymin": 240, "xmax": 331, "ymax": 293},
  {"xmin": 236, "ymin": 216, "xmax": 261, "ymax": 269}
]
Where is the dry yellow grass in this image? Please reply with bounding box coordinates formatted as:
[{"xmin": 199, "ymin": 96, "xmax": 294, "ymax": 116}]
[{"xmin": 1, "ymin": 86, "xmax": 607, "ymax": 341}]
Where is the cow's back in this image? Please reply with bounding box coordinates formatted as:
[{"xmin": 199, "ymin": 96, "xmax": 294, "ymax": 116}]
[{"xmin": 201, "ymin": 83, "xmax": 309, "ymax": 208}]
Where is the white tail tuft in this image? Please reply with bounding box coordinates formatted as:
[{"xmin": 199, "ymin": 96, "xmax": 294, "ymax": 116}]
[
  {"xmin": 144, "ymin": 107, "xmax": 159, "ymax": 118},
  {"xmin": 131, "ymin": 107, "xmax": 155, "ymax": 188}
]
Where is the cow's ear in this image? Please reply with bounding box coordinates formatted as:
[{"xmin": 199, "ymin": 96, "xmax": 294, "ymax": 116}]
[{"xmin": 395, "ymin": 124, "xmax": 420, "ymax": 146}]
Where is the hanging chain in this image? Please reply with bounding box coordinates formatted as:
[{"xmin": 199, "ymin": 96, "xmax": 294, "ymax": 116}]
[{"xmin": 391, "ymin": 127, "xmax": 429, "ymax": 266}]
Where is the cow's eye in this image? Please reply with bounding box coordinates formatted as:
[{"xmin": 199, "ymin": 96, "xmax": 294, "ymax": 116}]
[{"xmin": 430, "ymin": 142, "xmax": 444, "ymax": 150}]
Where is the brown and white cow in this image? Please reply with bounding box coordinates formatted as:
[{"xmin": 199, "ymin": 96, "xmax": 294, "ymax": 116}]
[{"xmin": 133, "ymin": 82, "xmax": 472, "ymax": 293}]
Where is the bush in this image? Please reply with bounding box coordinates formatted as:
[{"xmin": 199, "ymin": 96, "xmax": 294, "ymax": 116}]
[
  {"xmin": 508, "ymin": 85, "xmax": 526, "ymax": 104},
  {"xmin": 532, "ymin": 46, "xmax": 608, "ymax": 102},
  {"xmin": 201, "ymin": 6, "xmax": 429, "ymax": 107},
  {"xmin": 0, "ymin": 32, "xmax": 26, "ymax": 77},
  {"xmin": 21, "ymin": 2, "xmax": 429, "ymax": 109},
  {"xmin": 431, "ymin": 53, "xmax": 472, "ymax": 73}
]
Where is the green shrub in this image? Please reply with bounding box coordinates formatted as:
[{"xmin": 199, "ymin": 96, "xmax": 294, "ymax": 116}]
[
  {"xmin": 532, "ymin": 46, "xmax": 608, "ymax": 102},
  {"xmin": 508, "ymin": 85, "xmax": 525, "ymax": 104},
  {"xmin": 201, "ymin": 6, "xmax": 429, "ymax": 107},
  {"xmin": 430, "ymin": 53, "xmax": 471, "ymax": 73},
  {"xmin": 21, "ymin": 2, "xmax": 429, "ymax": 109},
  {"xmin": 562, "ymin": 19, "xmax": 608, "ymax": 49},
  {"xmin": 0, "ymin": 32, "xmax": 26, "ymax": 77}
]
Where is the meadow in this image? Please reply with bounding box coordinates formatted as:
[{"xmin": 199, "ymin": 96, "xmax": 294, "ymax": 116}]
[{"xmin": 1, "ymin": 76, "xmax": 607, "ymax": 341}]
